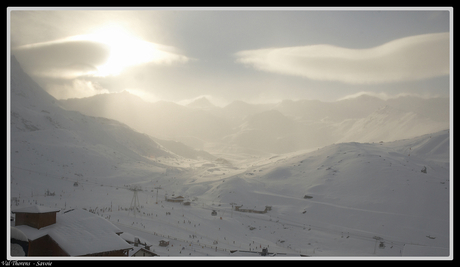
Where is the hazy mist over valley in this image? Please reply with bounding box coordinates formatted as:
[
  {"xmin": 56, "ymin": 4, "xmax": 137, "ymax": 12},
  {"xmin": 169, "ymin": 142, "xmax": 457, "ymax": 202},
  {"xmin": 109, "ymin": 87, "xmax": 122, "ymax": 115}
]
[
  {"xmin": 59, "ymin": 90, "xmax": 450, "ymax": 156},
  {"xmin": 8, "ymin": 8, "xmax": 452, "ymax": 259}
]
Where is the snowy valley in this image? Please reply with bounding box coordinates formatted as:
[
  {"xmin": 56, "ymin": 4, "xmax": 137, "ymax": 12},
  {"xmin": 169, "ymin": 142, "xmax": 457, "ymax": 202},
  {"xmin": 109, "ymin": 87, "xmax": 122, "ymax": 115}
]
[{"xmin": 8, "ymin": 55, "xmax": 451, "ymax": 259}]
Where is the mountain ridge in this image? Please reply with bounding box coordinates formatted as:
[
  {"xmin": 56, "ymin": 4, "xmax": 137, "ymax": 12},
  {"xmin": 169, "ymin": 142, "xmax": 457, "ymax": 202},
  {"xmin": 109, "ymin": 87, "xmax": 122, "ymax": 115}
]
[
  {"xmin": 9, "ymin": 55, "xmax": 451, "ymax": 257},
  {"xmin": 10, "ymin": 55, "xmax": 177, "ymax": 178},
  {"xmin": 59, "ymin": 90, "xmax": 449, "ymax": 154}
]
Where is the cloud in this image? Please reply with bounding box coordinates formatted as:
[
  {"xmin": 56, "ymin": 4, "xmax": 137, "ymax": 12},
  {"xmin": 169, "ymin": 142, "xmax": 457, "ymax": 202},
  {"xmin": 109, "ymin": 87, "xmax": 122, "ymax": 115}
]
[
  {"xmin": 124, "ymin": 88, "xmax": 161, "ymax": 103},
  {"xmin": 11, "ymin": 35, "xmax": 191, "ymax": 99},
  {"xmin": 44, "ymin": 79, "xmax": 110, "ymax": 100},
  {"xmin": 336, "ymin": 91, "xmax": 440, "ymax": 101},
  {"xmin": 12, "ymin": 35, "xmax": 190, "ymax": 79},
  {"xmin": 12, "ymin": 39, "xmax": 112, "ymax": 79},
  {"xmin": 234, "ymin": 32, "xmax": 450, "ymax": 84}
]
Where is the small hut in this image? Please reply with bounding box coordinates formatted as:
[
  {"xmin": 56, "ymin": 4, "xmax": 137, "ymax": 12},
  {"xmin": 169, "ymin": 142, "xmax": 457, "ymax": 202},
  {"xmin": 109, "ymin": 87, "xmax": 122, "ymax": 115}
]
[
  {"xmin": 159, "ymin": 239, "xmax": 169, "ymax": 247},
  {"xmin": 12, "ymin": 205, "xmax": 60, "ymax": 229},
  {"xmin": 165, "ymin": 195, "xmax": 184, "ymax": 203}
]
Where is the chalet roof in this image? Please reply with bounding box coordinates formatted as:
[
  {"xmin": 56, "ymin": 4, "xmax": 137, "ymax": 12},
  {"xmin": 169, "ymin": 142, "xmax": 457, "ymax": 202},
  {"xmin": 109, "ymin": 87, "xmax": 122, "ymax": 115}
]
[
  {"xmin": 14, "ymin": 208, "xmax": 132, "ymax": 256},
  {"xmin": 12, "ymin": 205, "xmax": 60, "ymax": 214},
  {"xmin": 119, "ymin": 232, "xmax": 152, "ymax": 247},
  {"xmin": 128, "ymin": 247, "xmax": 142, "ymax": 256},
  {"xmin": 128, "ymin": 247, "xmax": 157, "ymax": 256}
]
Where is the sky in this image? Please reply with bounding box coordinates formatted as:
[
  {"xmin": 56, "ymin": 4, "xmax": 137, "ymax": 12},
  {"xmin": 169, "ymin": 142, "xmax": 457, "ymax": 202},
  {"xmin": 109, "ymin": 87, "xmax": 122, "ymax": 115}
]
[{"xmin": 8, "ymin": 7, "xmax": 452, "ymax": 106}]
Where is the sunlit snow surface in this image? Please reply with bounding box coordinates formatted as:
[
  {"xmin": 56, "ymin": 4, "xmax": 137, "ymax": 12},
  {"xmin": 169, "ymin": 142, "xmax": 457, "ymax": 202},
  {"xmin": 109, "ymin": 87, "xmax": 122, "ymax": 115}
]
[{"xmin": 9, "ymin": 56, "xmax": 451, "ymax": 258}]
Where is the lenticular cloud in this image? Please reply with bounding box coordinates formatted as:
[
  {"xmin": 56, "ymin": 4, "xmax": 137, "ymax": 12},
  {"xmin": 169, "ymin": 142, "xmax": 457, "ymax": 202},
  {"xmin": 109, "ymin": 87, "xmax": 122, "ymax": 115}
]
[{"xmin": 235, "ymin": 32, "xmax": 450, "ymax": 84}]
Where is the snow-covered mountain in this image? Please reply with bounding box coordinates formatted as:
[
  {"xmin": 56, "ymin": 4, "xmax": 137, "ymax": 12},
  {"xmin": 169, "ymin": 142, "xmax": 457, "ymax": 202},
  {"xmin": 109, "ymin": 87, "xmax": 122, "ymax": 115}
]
[
  {"xmin": 222, "ymin": 110, "xmax": 314, "ymax": 154},
  {"xmin": 60, "ymin": 93, "xmax": 234, "ymax": 150},
  {"xmin": 151, "ymin": 137, "xmax": 216, "ymax": 160},
  {"xmin": 9, "ymin": 54, "xmax": 451, "ymax": 258},
  {"xmin": 170, "ymin": 129, "xmax": 450, "ymax": 257},
  {"xmin": 59, "ymin": 89, "xmax": 449, "ymax": 155},
  {"xmin": 186, "ymin": 96, "xmax": 219, "ymax": 112},
  {"xmin": 336, "ymin": 105, "xmax": 449, "ymax": 144},
  {"xmin": 221, "ymin": 100, "xmax": 276, "ymax": 120},
  {"xmin": 10, "ymin": 55, "xmax": 176, "ymax": 180},
  {"xmin": 272, "ymin": 95, "xmax": 386, "ymax": 122}
]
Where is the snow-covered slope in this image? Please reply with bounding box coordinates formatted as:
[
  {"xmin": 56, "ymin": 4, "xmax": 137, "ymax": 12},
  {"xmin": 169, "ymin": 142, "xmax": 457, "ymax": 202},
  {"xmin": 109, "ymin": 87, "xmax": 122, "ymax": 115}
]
[
  {"xmin": 272, "ymin": 96, "xmax": 385, "ymax": 122},
  {"xmin": 60, "ymin": 93, "xmax": 234, "ymax": 149},
  {"xmin": 222, "ymin": 110, "xmax": 302, "ymax": 154},
  {"xmin": 186, "ymin": 96, "xmax": 219, "ymax": 112},
  {"xmin": 336, "ymin": 105, "xmax": 449, "ymax": 143},
  {"xmin": 222, "ymin": 100, "xmax": 276, "ymax": 120},
  {"xmin": 10, "ymin": 55, "xmax": 177, "ymax": 184},
  {"xmin": 60, "ymin": 92, "xmax": 449, "ymax": 156},
  {"xmin": 9, "ymin": 55, "xmax": 451, "ymax": 258},
  {"xmin": 187, "ymin": 129, "xmax": 450, "ymax": 253}
]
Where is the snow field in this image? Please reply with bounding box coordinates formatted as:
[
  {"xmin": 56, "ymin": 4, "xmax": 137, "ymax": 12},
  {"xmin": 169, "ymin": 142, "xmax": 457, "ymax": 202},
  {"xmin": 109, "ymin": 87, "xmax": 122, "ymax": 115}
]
[
  {"xmin": 10, "ymin": 131, "xmax": 450, "ymax": 257},
  {"xmin": 9, "ymin": 56, "xmax": 451, "ymax": 258}
]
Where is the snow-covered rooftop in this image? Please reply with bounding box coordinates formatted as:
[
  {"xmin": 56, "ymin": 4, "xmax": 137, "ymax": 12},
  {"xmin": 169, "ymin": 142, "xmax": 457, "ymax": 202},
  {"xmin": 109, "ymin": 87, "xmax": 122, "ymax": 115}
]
[
  {"xmin": 14, "ymin": 208, "xmax": 132, "ymax": 256},
  {"xmin": 128, "ymin": 246, "xmax": 157, "ymax": 257},
  {"xmin": 10, "ymin": 227, "xmax": 28, "ymax": 242},
  {"xmin": 12, "ymin": 205, "xmax": 60, "ymax": 214}
]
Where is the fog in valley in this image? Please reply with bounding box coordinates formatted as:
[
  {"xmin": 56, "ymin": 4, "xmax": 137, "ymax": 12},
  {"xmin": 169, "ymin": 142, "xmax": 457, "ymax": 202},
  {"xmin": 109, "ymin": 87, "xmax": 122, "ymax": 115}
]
[
  {"xmin": 8, "ymin": 8, "xmax": 452, "ymax": 259},
  {"xmin": 58, "ymin": 90, "xmax": 450, "ymax": 156}
]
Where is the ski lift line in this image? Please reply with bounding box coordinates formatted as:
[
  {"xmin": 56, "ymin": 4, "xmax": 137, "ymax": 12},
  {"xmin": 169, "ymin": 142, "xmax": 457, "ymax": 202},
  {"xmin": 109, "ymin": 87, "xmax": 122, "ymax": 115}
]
[{"xmin": 11, "ymin": 165, "xmax": 434, "ymax": 249}]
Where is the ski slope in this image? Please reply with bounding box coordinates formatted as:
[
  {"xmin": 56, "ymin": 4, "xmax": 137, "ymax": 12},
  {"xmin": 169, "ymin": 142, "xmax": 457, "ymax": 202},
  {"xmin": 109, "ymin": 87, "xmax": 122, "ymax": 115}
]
[
  {"xmin": 8, "ymin": 55, "xmax": 451, "ymax": 259},
  {"xmin": 10, "ymin": 130, "xmax": 451, "ymax": 258}
]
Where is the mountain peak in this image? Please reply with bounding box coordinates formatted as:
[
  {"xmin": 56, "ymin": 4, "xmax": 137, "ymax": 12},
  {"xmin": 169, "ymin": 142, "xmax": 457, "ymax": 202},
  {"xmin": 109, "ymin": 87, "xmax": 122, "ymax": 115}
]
[
  {"xmin": 186, "ymin": 97, "xmax": 217, "ymax": 109},
  {"xmin": 10, "ymin": 55, "xmax": 59, "ymax": 110}
]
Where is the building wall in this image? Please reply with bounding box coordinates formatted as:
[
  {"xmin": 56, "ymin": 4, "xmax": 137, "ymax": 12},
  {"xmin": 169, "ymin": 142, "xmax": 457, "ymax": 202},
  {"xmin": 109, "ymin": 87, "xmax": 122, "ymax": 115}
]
[
  {"xmin": 28, "ymin": 235, "xmax": 130, "ymax": 256},
  {"xmin": 165, "ymin": 198, "xmax": 183, "ymax": 203},
  {"xmin": 133, "ymin": 249, "xmax": 156, "ymax": 256},
  {"xmin": 28, "ymin": 235, "xmax": 68, "ymax": 256},
  {"xmin": 15, "ymin": 212, "xmax": 57, "ymax": 229},
  {"xmin": 234, "ymin": 206, "xmax": 269, "ymax": 214},
  {"xmin": 159, "ymin": 241, "xmax": 169, "ymax": 247}
]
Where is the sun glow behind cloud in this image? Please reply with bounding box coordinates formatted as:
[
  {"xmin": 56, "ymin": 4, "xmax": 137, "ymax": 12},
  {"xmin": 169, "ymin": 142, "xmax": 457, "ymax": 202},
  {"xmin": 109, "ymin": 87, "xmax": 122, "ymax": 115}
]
[
  {"xmin": 67, "ymin": 26, "xmax": 190, "ymax": 77},
  {"xmin": 12, "ymin": 24, "xmax": 190, "ymax": 80},
  {"xmin": 234, "ymin": 32, "xmax": 450, "ymax": 85},
  {"xmin": 11, "ymin": 24, "xmax": 191, "ymax": 99}
]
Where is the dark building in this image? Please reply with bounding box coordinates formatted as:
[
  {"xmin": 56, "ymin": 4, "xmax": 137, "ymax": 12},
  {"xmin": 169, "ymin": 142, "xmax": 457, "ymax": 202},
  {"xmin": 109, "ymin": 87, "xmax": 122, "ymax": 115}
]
[{"xmin": 11, "ymin": 205, "xmax": 132, "ymax": 256}]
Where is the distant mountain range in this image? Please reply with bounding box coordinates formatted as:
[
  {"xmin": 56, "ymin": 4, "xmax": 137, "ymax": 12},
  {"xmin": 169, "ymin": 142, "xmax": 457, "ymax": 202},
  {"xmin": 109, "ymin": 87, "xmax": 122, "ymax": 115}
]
[
  {"xmin": 9, "ymin": 56, "xmax": 215, "ymax": 179},
  {"xmin": 8, "ymin": 55, "xmax": 450, "ymax": 257},
  {"xmin": 59, "ymin": 87, "xmax": 449, "ymax": 155}
]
